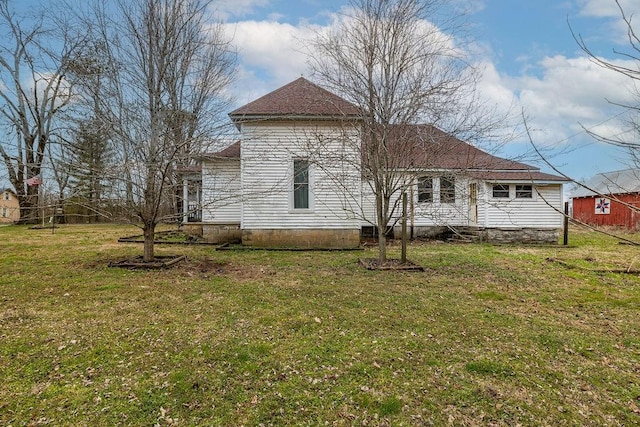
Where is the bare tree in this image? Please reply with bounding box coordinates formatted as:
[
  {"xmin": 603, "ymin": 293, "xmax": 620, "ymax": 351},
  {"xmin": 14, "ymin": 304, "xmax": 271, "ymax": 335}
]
[
  {"xmin": 308, "ymin": 0, "xmax": 499, "ymax": 262},
  {"xmin": 572, "ymin": 0, "xmax": 640, "ymax": 159},
  {"xmin": 76, "ymin": 0, "xmax": 236, "ymax": 261},
  {"xmin": 0, "ymin": 1, "xmax": 81, "ymax": 223}
]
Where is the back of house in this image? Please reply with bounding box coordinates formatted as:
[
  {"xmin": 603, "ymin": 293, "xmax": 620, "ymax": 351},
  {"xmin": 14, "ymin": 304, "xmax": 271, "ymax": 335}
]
[{"xmin": 189, "ymin": 78, "xmax": 568, "ymax": 248}]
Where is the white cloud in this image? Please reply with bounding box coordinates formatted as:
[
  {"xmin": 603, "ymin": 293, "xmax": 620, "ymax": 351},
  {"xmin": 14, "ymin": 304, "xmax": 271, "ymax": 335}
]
[
  {"xmin": 578, "ymin": 0, "xmax": 639, "ymax": 18},
  {"xmin": 477, "ymin": 52, "xmax": 637, "ymax": 155},
  {"xmin": 224, "ymin": 20, "xmax": 319, "ymax": 104}
]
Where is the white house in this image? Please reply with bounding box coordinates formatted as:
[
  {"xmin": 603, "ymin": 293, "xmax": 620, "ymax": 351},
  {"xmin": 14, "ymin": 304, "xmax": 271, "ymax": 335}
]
[{"xmin": 183, "ymin": 78, "xmax": 568, "ymax": 248}]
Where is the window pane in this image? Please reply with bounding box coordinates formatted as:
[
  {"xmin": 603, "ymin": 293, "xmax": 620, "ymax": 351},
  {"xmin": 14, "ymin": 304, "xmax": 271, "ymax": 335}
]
[
  {"xmin": 515, "ymin": 185, "xmax": 533, "ymax": 199},
  {"xmin": 294, "ymin": 159, "xmax": 309, "ymax": 209},
  {"xmin": 440, "ymin": 177, "xmax": 455, "ymax": 203},
  {"xmin": 492, "ymin": 184, "xmax": 509, "ymax": 198},
  {"xmin": 417, "ymin": 177, "xmax": 433, "ymax": 203}
]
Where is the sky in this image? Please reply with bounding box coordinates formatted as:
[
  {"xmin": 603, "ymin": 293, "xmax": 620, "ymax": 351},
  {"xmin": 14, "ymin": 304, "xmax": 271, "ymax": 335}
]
[
  {"xmin": 4, "ymin": 0, "xmax": 640, "ymax": 187},
  {"xmin": 213, "ymin": 0, "xmax": 640, "ymax": 183}
]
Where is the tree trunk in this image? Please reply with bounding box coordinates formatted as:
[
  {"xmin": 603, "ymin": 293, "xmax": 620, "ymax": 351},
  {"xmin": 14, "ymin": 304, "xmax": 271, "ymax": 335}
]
[
  {"xmin": 376, "ymin": 190, "xmax": 387, "ymax": 263},
  {"xmin": 401, "ymin": 191, "xmax": 407, "ymax": 264},
  {"xmin": 143, "ymin": 224, "xmax": 155, "ymax": 262},
  {"xmin": 17, "ymin": 190, "xmax": 39, "ymax": 224},
  {"xmin": 377, "ymin": 225, "xmax": 387, "ymax": 263}
]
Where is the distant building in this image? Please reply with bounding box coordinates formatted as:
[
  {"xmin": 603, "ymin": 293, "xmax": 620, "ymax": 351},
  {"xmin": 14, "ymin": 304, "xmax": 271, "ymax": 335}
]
[
  {"xmin": 571, "ymin": 168, "xmax": 640, "ymax": 229},
  {"xmin": 0, "ymin": 188, "xmax": 20, "ymax": 223}
]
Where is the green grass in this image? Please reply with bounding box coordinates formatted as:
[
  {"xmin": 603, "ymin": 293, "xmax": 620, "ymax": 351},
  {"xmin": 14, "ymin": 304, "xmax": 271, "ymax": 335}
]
[{"xmin": 1, "ymin": 224, "xmax": 639, "ymax": 425}]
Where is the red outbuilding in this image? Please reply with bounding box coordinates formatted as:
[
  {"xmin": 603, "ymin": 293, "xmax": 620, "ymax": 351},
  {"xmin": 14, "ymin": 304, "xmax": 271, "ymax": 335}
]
[{"xmin": 571, "ymin": 169, "xmax": 640, "ymax": 230}]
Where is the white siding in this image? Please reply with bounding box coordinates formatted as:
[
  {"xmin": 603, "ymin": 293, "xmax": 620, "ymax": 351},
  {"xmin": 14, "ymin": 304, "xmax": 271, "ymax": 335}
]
[
  {"xmin": 411, "ymin": 176, "xmax": 471, "ymax": 226},
  {"xmin": 240, "ymin": 121, "xmax": 362, "ymax": 230},
  {"xmin": 361, "ymin": 176, "xmax": 471, "ymax": 227},
  {"xmin": 479, "ymin": 183, "xmax": 563, "ymax": 228},
  {"xmin": 361, "ymin": 177, "xmax": 564, "ymax": 229},
  {"xmin": 201, "ymin": 159, "xmax": 241, "ymax": 223}
]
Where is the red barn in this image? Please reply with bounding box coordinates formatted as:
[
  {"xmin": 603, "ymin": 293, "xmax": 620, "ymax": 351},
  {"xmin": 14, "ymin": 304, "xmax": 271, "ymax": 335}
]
[{"xmin": 572, "ymin": 169, "xmax": 640, "ymax": 230}]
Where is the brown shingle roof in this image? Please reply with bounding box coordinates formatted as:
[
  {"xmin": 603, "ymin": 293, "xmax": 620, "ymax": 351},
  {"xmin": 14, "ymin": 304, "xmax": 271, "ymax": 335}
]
[
  {"xmin": 374, "ymin": 124, "xmax": 566, "ymax": 181},
  {"xmin": 215, "ymin": 141, "xmax": 241, "ymax": 158},
  {"xmin": 202, "ymin": 141, "xmax": 241, "ymax": 159},
  {"xmin": 229, "ymin": 77, "xmax": 361, "ymax": 121},
  {"xmin": 467, "ymin": 171, "xmax": 569, "ymax": 182},
  {"xmin": 376, "ymin": 125, "xmax": 529, "ymax": 170}
]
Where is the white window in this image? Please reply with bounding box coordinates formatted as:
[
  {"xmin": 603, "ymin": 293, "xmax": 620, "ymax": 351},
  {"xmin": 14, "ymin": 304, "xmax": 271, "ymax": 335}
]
[
  {"xmin": 417, "ymin": 177, "xmax": 433, "ymax": 203},
  {"xmin": 440, "ymin": 177, "xmax": 455, "ymax": 203},
  {"xmin": 293, "ymin": 159, "xmax": 309, "ymax": 209},
  {"xmin": 515, "ymin": 185, "xmax": 533, "ymax": 199},
  {"xmin": 492, "ymin": 184, "xmax": 510, "ymax": 198},
  {"xmin": 3, "ymin": 192, "xmax": 9, "ymax": 201},
  {"xmin": 2, "ymin": 207, "xmax": 6, "ymax": 217}
]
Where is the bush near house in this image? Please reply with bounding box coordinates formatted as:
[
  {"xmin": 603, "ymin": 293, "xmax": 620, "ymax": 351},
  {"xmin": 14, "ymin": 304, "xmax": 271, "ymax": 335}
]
[{"xmin": 0, "ymin": 224, "xmax": 638, "ymax": 425}]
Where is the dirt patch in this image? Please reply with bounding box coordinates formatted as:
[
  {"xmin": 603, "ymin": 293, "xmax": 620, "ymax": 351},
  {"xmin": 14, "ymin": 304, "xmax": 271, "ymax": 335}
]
[
  {"xmin": 359, "ymin": 258, "xmax": 425, "ymax": 271},
  {"xmin": 108, "ymin": 255, "xmax": 186, "ymax": 269}
]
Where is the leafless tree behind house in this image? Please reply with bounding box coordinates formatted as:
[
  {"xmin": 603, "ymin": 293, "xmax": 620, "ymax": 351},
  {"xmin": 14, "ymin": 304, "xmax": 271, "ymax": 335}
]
[
  {"xmin": 0, "ymin": 1, "xmax": 82, "ymax": 223},
  {"xmin": 308, "ymin": 0, "xmax": 504, "ymax": 262},
  {"xmin": 72, "ymin": 0, "xmax": 236, "ymax": 261}
]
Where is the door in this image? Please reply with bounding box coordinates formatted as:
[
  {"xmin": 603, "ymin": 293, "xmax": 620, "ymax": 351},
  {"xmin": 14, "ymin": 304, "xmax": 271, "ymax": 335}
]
[{"xmin": 468, "ymin": 182, "xmax": 478, "ymax": 224}]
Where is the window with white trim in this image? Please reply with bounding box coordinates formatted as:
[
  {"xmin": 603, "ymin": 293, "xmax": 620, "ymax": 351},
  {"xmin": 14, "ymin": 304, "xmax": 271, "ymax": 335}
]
[
  {"xmin": 515, "ymin": 185, "xmax": 533, "ymax": 199},
  {"xmin": 440, "ymin": 177, "xmax": 455, "ymax": 203},
  {"xmin": 417, "ymin": 177, "xmax": 433, "ymax": 203},
  {"xmin": 293, "ymin": 159, "xmax": 309, "ymax": 209},
  {"xmin": 492, "ymin": 184, "xmax": 510, "ymax": 198}
]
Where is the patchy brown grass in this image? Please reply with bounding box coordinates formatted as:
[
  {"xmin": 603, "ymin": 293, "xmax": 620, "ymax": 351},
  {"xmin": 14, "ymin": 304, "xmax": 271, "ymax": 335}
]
[{"xmin": 0, "ymin": 223, "xmax": 639, "ymax": 426}]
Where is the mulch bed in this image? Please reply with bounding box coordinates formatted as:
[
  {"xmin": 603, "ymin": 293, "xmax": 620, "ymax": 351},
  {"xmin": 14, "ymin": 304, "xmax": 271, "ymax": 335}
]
[
  {"xmin": 108, "ymin": 255, "xmax": 187, "ymax": 269},
  {"xmin": 359, "ymin": 258, "xmax": 425, "ymax": 271}
]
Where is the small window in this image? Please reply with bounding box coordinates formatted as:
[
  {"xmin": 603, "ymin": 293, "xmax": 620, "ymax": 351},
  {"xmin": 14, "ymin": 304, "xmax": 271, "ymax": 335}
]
[
  {"xmin": 417, "ymin": 177, "xmax": 433, "ymax": 203},
  {"xmin": 492, "ymin": 184, "xmax": 509, "ymax": 198},
  {"xmin": 293, "ymin": 159, "xmax": 309, "ymax": 209},
  {"xmin": 3, "ymin": 192, "xmax": 8, "ymax": 201},
  {"xmin": 440, "ymin": 177, "xmax": 455, "ymax": 203},
  {"xmin": 516, "ymin": 185, "xmax": 533, "ymax": 199},
  {"xmin": 2, "ymin": 207, "xmax": 6, "ymax": 217}
]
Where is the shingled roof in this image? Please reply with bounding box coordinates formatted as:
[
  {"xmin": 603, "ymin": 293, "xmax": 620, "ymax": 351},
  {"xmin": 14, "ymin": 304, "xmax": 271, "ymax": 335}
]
[
  {"xmin": 229, "ymin": 77, "xmax": 361, "ymax": 122},
  {"xmin": 367, "ymin": 124, "xmax": 568, "ymax": 181}
]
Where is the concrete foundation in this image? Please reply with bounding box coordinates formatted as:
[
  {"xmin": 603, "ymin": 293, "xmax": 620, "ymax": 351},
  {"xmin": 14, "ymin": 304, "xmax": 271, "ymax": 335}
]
[
  {"xmin": 242, "ymin": 228, "xmax": 361, "ymax": 249},
  {"xmin": 195, "ymin": 223, "xmax": 242, "ymax": 244}
]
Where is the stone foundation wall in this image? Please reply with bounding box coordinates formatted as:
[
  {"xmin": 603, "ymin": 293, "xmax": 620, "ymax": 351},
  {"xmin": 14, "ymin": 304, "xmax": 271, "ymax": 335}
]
[
  {"xmin": 394, "ymin": 225, "xmax": 560, "ymax": 244},
  {"xmin": 482, "ymin": 228, "xmax": 559, "ymax": 244},
  {"xmin": 243, "ymin": 228, "xmax": 360, "ymax": 249},
  {"xmin": 199, "ymin": 223, "xmax": 242, "ymax": 244}
]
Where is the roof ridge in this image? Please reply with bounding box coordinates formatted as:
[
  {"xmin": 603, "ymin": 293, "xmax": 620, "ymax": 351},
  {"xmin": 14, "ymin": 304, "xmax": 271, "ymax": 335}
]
[{"xmin": 229, "ymin": 77, "xmax": 361, "ymax": 119}]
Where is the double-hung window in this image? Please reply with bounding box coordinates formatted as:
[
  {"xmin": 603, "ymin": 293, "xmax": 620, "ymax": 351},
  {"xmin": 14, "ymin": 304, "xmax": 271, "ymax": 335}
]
[
  {"xmin": 293, "ymin": 159, "xmax": 309, "ymax": 209},
  {"xmin": 417, "ymin": 177, "xmax": 433, "ymax": 203},
  {"xmin": 440, "ymin": 177, "xmax": 455, "ymax": 203}
]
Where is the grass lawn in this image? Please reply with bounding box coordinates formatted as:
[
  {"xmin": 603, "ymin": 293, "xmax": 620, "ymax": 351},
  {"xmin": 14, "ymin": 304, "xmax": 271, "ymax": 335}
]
[{"xmin": 1, "ymin": 224, "xmax": 639, "ymax": 426}]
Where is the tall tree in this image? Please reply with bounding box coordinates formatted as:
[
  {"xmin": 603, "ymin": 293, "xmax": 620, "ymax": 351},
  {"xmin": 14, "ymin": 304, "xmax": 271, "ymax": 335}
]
[
  {"xmin": 0, "ymin": 1, "xmax": 80, "ymax": 222},
  {"xmin": 78, "ymin": 0, "xmax": 235, "ymax": 261},
  {"xmin": 309, "ymin": 0, "xmax": 497, "ymax": 262}
]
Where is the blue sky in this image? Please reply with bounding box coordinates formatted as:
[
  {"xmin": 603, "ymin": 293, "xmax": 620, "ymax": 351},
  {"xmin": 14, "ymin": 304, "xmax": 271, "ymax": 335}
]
[
  {"xmin": 217, "ymin": 0, "xmax": 640, "ymax": 182},
  {"xmin": 4, "ymin": 0, "xmax": 640, "ymax": 187}
]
